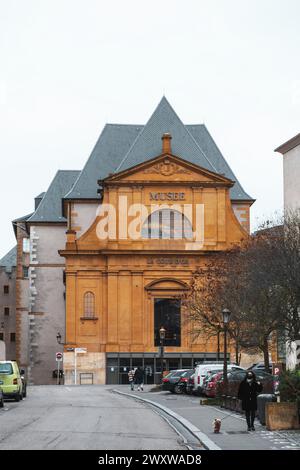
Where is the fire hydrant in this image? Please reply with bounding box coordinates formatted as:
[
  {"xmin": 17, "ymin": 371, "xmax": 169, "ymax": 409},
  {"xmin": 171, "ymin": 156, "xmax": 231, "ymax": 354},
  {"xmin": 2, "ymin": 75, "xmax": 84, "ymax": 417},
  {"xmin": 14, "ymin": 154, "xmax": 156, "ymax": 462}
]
[{"xmin": 213, "ymin": 418, "xmax": 221, "ymax": 433}]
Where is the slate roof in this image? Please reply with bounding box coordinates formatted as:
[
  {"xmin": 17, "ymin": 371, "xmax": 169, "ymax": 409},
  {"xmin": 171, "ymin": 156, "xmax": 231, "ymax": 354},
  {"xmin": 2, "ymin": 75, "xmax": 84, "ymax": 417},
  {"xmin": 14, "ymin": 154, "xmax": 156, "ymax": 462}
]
[
  {"xmin": 0, "ymin": 246, "xmax": 17, "ymax": 272},
  {"xmin": 27, "ymin": 170, "xmax": 80, "ymax": 223},
  {"xmin": 64, "ymin": 97, "xmax": 253, "ymax": 202},
  {"xmin": 64, "ymin": 124, "xmax": 143, "ymax": 199},
  {"xmin": 187, "ymin": 125, "xmax": 253, "ymax": 200}
]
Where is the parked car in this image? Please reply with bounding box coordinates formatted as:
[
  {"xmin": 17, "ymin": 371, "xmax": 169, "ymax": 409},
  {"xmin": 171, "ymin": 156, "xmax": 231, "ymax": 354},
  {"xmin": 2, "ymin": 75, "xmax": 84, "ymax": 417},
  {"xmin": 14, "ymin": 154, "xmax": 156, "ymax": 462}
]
[
  {"xmin": 202, "ymin": 369, "xmax": 223, "ymax": 391},
  {"xmin": 216, "ymin": 369, "xmax": 275, "ymax": 398},
  {"xmin": 193, "ymin": 363, "xmax": 245, "ymax": 394},
  {"xmin": 0, "ymin": 380, "xmax": 4, "ymax": 408},
  {"xmin": 203, "ymin": 371, "xmax": 223, "ymax": 398},
  {"xmin": 185, "ymin": 373, "xmax": 195, "ymax": 394},
  {"xmin": 248, "ymin": 362, "xmax": 273, "ymax": 374},
  {"xmin": 0, "ymin": 361, "xmax": 23, "ymax": 402},
  {"xmin": 162, "ymin": 369, "xmax": 194, "ymax": 394}
]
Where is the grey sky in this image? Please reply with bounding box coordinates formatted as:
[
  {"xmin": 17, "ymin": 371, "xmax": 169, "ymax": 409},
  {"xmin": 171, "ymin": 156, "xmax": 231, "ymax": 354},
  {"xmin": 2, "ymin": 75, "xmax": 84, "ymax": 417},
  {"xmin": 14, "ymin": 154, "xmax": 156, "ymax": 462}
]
[{"xmin": 1, "ymin": 0, "xmax": 299, "ymax": 258}]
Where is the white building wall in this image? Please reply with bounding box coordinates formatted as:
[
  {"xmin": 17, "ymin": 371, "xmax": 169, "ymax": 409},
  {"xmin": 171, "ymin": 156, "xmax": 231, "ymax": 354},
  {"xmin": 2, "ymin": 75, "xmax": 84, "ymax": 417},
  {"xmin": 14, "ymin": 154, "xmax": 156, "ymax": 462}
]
[
  {"xmin": 72, "ymin": 202, "xmax": 100, "ymax": 238},
  {"xmin": 282, "ymin": 142, "xmax": 300, "ymax": 369},
  {"xmin": 283, "ymin": 145, "xmax": 300, "ymax": 211},
  {"xmin": 29, "ymin": 225, "xmax": 66, "ymax": 384}
]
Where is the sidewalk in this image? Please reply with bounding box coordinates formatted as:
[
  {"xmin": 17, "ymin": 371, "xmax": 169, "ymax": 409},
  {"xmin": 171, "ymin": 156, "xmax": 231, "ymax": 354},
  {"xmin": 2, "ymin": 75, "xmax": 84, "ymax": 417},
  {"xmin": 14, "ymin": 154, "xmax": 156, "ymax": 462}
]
[{"xmin": 113, "ymin": 385, "xmax": 300, "ymax": 450}]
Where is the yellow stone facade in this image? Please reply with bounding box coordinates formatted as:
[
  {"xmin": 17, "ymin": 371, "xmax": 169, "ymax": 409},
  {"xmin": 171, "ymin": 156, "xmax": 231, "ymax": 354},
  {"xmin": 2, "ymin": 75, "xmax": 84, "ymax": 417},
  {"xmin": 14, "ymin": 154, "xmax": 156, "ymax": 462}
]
[{"xmin": 60, "ymin": 145, "xmax": 252, "ymax": 384}]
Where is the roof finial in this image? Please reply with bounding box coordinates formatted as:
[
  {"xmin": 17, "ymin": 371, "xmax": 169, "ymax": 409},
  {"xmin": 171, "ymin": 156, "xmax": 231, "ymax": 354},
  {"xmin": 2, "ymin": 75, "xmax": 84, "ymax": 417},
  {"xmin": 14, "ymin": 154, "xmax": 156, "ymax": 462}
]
[{"xmin": 162, "ymin": 133, "xmax": 172, "ymax": 154}]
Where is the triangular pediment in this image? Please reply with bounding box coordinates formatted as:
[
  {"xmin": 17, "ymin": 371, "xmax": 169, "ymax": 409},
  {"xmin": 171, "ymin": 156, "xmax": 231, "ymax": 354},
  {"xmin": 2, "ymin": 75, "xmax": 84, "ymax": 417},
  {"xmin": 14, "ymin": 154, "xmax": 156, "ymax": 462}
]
[{"xmin": 102, "ymin": 153, "xmax": 234, "ymax": 186}]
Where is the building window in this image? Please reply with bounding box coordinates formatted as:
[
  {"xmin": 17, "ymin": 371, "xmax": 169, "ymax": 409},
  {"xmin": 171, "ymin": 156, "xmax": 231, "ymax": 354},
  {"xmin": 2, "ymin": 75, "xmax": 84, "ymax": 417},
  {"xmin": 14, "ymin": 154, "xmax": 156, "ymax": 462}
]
[
  {"xmin": 141, "ymin": 209, "xmax": 193, "ymax": 240},
  {"xmin": 0, "ymin": 333, "xmax": 3, "ymax": 341},
  {"xmin": 3, "ymin": 285, "xmax": 9, "ymax": 294},
  {"xmin": 154, "ymin": 298, "xmax": 181, "ymax": 347},
  {"xmin": 23, "ymin": 266, "xmax": 29, "ymax": 278},
  {"xmin": 83, "ymin": 292, "xmax": 95, "ymax": 318},
  {"xmin": 22, "ymin": 238, "xmax": 30, "ymax": 253},
  {"xmin": 10, "ymin": 333, "xmax": 16, "ymax": 342},
  {"xmin": 4, "ymin": 307, "xmax": 9, "ymax": 316}
]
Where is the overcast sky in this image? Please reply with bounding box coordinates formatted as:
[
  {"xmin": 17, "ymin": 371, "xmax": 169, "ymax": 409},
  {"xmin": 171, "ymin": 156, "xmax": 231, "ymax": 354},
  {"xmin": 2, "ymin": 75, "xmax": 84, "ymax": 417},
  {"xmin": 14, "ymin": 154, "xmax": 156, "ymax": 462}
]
[{"xmin": 1, "ymin": 0, "xmax": 299, "ymax": 258}]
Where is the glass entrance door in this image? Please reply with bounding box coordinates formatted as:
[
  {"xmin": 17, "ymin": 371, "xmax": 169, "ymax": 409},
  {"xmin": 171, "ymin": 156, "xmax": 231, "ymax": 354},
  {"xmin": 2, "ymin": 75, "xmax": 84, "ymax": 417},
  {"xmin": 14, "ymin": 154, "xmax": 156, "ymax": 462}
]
[{"xmin": 154, "ymin": 298, "xmax": 181, "ymax": 347}]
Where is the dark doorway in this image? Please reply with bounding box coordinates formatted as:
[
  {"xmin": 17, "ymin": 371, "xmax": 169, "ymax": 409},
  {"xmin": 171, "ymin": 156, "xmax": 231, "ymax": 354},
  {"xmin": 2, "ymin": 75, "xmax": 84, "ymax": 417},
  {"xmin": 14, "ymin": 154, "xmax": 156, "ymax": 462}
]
[{"xmin": 154, "ymin": 298, "xmax": 181, "ymax": 347}]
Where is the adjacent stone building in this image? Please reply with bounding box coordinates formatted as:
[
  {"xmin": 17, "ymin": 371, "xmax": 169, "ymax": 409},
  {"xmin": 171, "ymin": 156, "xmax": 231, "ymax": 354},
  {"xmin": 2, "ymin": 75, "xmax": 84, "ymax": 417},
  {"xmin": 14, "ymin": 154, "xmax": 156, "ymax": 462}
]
[
  {"xmin": 275, "ymin": 132, "xmax": 300, "ymax": 369},
  {"xmin": 0, "ymin": 246, "xmax": 17, "ymax": 360},
  {"xmin": 13, "ymin": 97, "xmax": 259, "ymax": 384}
]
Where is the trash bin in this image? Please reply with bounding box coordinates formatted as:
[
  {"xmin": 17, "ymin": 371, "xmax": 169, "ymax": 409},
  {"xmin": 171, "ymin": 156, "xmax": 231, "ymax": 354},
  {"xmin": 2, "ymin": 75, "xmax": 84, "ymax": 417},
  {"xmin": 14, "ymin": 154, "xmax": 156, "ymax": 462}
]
[{"xmin": 257, "ymin": 394, "xmax": 277, "ymax": 425}]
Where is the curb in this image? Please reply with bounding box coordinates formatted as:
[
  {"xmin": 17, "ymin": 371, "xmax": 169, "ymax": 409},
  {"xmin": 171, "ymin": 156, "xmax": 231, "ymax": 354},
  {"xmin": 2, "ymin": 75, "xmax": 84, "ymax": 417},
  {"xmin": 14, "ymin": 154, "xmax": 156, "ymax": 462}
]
[{"xmin": 113, "ymin": 389, "xmax": 221, "ymax": 451}]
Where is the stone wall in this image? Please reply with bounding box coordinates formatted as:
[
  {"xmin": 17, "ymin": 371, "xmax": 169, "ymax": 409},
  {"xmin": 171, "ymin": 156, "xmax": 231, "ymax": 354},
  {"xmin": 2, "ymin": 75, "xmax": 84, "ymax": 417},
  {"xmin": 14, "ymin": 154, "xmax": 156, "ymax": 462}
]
[
  {"xmin": 28, "ymin": 225, "xmax": 66, "ymax": 384},
  {"xmin": 0, "ymin": 267, "xmax": 16, "ymax": 360},
  {"xmin": 63, "ymin": 352, "xmax": 106, "ymax": 385}
]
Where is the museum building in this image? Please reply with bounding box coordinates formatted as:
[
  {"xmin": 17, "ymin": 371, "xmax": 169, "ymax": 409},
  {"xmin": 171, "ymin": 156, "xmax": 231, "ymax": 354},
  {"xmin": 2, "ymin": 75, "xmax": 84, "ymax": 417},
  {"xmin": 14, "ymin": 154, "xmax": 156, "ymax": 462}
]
[{"xmin": 57, "ymin": 97, "xmax": 254, "ymax": 384}]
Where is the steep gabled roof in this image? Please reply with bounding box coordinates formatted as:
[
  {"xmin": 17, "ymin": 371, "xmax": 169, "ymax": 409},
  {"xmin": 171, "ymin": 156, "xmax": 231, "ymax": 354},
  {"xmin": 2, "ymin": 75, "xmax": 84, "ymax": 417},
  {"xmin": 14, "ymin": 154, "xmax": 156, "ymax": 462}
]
[
  {"xmin": 63, "ymin": 97, "xmax": 253, "ymax": 202},
  {"xmin": 187, "ymin": 125, "xmax": 253, "ymax": 200},
  {"xmin": 64, "ymin": 124, "xmax": 143, "ymax": 199},
  {"xmin": 116, "ymin": 97, "xmax": 217, "ymax": 174},
  {"xmin": 27, "ymin": 170, "xmax": 80, "ymax": 223},
  {"xmin": 0, "ymin": 246, "xmax": 17, "ymax": 272}
]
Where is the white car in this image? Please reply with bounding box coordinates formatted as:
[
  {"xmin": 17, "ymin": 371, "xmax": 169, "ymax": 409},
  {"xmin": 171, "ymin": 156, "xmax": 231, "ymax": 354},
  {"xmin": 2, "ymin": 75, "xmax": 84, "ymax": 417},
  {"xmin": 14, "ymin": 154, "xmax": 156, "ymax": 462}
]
[{"xmin": 193, "ymin": 363, "xmax": 245, "ymax": 394}]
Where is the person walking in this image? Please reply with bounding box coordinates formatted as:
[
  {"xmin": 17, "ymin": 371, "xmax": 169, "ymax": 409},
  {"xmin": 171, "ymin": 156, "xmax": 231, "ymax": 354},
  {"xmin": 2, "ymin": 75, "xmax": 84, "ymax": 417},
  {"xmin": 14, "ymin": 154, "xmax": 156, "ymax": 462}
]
[
  {"xmin": 238, "ymin": 371, "xmax": 263, "ymax": 431},
  {"xmin": 134, "ymin": 367, "xmax": 144, "ymax": 391},
  {"xmin": 128, "ymin": 368, "xmax": 135, "ymax": 391}
]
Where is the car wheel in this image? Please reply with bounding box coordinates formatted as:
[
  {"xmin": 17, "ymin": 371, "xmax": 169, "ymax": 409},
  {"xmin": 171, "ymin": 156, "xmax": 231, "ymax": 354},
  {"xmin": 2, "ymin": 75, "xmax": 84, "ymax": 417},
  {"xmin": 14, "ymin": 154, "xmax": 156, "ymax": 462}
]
[
  {"xmin": 174, "ymin": 384, "xmax": 184, "ymax": 394},
  {"xmin": 0, "ymin": 399, "xmax": 3, "ymax": 408}
]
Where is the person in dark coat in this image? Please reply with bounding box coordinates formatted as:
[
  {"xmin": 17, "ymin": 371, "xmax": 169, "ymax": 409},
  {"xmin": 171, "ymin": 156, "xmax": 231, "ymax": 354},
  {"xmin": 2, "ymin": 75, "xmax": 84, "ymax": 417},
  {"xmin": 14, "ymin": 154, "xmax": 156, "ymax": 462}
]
[
  {"xmin": 238, "ymin": 371, "xmax": 263, "ymax": 431},
  {"xmin": 134, "ymin": 367, "xmax": 144, "ymax": 391}
]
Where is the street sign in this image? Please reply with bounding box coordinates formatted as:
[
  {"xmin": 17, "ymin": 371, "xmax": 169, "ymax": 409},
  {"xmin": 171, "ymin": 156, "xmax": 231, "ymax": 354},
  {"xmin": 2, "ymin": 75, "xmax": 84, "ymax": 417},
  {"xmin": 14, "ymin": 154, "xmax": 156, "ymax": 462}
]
[
  {"xmin": 56, "ymin": 352, "xmax": 63, "ymax": 362},
  {"xmin": 75, "ymin": 348, "xmax": 87, "ymax": 354}
]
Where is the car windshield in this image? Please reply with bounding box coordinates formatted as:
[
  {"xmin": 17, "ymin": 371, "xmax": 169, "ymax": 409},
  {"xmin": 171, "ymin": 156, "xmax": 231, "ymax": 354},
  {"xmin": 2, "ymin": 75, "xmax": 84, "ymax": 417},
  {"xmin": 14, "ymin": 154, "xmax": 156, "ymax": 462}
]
[
  {"xmin": 171, "ymin": 370, "xmax": 189, "ymax": 377},
  {"xmin": 0, "ymin": 363, "xmax": 13, "ymax": 374},
  {"xmin": 181, "ymin": 370, "xmax": 194, "ymax": 378}
]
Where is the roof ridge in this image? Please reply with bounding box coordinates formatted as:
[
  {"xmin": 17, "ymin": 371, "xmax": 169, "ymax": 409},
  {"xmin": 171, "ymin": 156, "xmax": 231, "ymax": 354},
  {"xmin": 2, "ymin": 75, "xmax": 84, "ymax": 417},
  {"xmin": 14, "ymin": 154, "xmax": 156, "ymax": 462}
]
[
  {"xmin": 115, "ymin": 97, "xmax": 216, "ymax": 173},
  {"xmin": 184, "ymin": 123, "xmax": 218, "ymax": 173}
]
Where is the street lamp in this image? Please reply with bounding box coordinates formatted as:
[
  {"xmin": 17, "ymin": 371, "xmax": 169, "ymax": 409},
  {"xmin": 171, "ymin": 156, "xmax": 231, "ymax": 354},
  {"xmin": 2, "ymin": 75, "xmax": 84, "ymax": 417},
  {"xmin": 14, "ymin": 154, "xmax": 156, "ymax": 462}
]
[
  {"xmin": 159, "ymin": 326, "xmax": 166, "ymax": 382},
  {"xmin": 222, "ymin": 309, "xmax": 231, "ymax": 394},
  {"xmin": 56, "ymin": 332, "xmax": 62, "ymax": 344}
]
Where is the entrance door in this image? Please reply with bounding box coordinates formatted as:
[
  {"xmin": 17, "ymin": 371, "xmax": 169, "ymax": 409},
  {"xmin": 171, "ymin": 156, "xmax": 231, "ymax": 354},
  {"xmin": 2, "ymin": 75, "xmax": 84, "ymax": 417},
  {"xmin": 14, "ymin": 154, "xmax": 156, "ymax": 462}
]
[
  {"xmin": 106, "ymin": 358, "xmax": 119, "ymax": 384},
  {"xmin": 154, "ymin": 298, "xmax": 181, "ymax": 347}
]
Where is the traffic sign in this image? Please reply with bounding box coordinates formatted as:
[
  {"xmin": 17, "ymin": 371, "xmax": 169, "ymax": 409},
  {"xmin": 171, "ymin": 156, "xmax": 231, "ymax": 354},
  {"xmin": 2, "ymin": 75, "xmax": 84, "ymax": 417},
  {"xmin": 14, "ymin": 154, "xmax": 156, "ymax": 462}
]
[{"xmin": 56, "ymin": 352, "xmax": 63, "ymax": 362}]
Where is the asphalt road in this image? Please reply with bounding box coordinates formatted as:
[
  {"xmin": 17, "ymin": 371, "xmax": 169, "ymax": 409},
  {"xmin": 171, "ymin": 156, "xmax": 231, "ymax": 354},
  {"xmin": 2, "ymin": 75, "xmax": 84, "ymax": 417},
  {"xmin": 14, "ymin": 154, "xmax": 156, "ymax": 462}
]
[{"xmin": 0, "ymin": 385, "xmax": 186, "ymax": 450}]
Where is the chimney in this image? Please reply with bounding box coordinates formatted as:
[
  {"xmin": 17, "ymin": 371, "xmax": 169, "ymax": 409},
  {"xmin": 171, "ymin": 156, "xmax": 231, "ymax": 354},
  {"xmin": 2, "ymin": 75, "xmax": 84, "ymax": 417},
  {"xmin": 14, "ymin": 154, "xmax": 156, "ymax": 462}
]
[{"xmin": 162, "ymin": 133, "xmax": 172, "ymax": 154}]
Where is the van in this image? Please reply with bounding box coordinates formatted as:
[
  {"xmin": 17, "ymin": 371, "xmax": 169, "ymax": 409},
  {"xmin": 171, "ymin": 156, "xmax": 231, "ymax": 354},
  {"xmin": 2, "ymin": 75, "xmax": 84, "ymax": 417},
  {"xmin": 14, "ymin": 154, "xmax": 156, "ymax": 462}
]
[
  {"xmin": 0, "ymin": 361, "xmax": 23, "ymax": 402},
  {"xmin": 193, "ymin": 363, "xmax": 245, "ymax": 394}
]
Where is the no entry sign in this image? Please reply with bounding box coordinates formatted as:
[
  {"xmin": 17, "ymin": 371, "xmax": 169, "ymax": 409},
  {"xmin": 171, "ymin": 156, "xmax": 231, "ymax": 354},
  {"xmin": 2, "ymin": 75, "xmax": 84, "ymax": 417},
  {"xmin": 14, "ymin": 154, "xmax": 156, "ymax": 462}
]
[{"xmin": 56, "ymin": 352, "xmax": 63, "ymax": 362}]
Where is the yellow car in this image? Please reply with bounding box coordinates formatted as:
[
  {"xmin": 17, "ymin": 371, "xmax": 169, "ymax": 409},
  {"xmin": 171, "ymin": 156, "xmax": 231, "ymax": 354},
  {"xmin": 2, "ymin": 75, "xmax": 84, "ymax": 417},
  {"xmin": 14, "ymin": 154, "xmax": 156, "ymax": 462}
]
[{"xmin": 0, "ymin": 361, "xmax": 23, "ymax": 402}]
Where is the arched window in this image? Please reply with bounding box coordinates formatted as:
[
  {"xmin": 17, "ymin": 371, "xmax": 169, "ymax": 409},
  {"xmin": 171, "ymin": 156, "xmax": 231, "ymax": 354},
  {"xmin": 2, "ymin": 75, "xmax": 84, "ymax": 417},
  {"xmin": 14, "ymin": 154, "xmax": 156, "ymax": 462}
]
[
  {"xmin": 141, "ymin": 209, "xmax": 193, "ymax": 240},
  {"xmin": 83, "ymin": 292, "xmax": 95, "ymax": 318}
]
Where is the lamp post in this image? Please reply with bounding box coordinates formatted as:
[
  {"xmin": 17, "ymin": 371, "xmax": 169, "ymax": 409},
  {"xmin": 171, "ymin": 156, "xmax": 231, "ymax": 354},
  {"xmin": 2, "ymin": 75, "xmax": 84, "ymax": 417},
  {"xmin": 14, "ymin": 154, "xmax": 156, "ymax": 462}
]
[
  {"xmin": 159, "ymin": 326, "xmax": 166, "ymax": 383},
  {"xmin": 222, "ymin": 309, "xmax": 231, "ymax": 394},
  {"xmin": 56, "ymin": 332, "xmax": 63, "ymax": 385}
]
